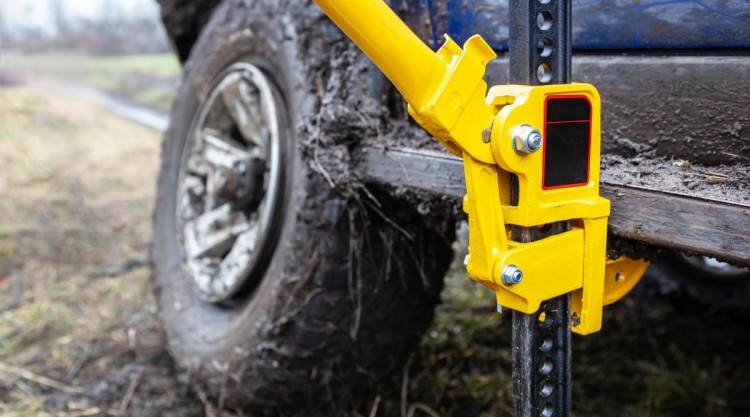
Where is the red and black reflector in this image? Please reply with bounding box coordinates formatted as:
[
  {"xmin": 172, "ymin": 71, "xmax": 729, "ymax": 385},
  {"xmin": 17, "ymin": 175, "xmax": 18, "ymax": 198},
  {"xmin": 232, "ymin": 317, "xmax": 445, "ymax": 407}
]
[{"xmin": 542, "ymin": 95, "xmax": 592, "ymax": 189}]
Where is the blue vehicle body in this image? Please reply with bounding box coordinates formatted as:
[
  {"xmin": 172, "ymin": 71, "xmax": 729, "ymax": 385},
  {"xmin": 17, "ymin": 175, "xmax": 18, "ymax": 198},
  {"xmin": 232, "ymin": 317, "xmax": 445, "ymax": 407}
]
[{"xmin": 394, "ymin": 0, "xmax": 750, "ymax": 50}]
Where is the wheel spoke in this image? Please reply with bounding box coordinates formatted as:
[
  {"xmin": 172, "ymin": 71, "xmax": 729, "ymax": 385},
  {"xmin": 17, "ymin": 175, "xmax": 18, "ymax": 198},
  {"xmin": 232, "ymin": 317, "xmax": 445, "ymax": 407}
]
[
  {"xmin": 186, "ymin": 258, "xmax": 219, "ymax": 295},
  {"xmin": 221, "ymin": 77, "xmax": 269, "ymax": 154},
  {"xmin": 202, "ymin": 129, "xmax": 252, "ymax": 168},
  {"xmin": 177, "ymin": 174, "xmax": 206, "ymax": 221},
  {"xmin": 186, "ymin": 138, "xmax": 210, "ymax": 177},
  {"xmin": 216, "ymin": 223, "xmax": 260, "ymax": 292},
  {"xmin": 183, "ymin": 203, "xmax": 252, "ymax": 259}
]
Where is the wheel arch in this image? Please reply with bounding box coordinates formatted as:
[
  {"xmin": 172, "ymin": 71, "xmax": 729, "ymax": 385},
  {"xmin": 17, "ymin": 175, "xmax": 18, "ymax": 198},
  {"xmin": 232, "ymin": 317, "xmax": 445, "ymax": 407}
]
[{"xmin": 157, "ymin": 0, "xmax": 223, "ymax": 63}]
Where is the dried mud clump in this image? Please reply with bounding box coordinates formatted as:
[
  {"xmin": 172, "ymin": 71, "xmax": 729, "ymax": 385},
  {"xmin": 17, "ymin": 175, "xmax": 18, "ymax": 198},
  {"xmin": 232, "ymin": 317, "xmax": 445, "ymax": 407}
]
[
  {"xmin": 297, "ymin": 21, "xmax": 457, "ymax": 223},
  {"xmin": 602, "ymin": 154, "xmax": 750, "ymax": 204}
]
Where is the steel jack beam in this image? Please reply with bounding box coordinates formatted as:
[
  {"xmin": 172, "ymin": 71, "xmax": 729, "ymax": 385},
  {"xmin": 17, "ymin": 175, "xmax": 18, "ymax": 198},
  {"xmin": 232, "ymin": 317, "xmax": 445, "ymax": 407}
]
[{"xmin": 509, "ymin": 1, "xmax": 573, "ymax": 416}]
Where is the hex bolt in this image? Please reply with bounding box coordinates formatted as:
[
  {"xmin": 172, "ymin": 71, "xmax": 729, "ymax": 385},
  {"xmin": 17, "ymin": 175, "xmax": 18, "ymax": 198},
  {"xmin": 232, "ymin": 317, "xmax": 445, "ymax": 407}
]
[
  {"xmin": 481, "ymin": 127, "xmax": 492, "ymax": 143},
  {"xmin": 501, "ymin": 264, "xmax": 524, "ymax": 285},
  {"xmin": 512, "ymin": 124, "xmax": 543, "ymax": 155}
]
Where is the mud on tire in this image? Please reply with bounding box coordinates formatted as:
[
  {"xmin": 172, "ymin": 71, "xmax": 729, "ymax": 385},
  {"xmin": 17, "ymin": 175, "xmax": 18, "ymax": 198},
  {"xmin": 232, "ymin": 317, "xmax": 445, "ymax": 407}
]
[{"xmin": 151, "ymin": 1, "xmax": 454, "ymax": 414}]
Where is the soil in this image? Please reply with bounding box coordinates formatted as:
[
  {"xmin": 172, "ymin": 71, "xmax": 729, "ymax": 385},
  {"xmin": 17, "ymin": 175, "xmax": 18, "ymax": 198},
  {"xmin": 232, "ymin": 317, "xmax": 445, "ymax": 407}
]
[
  {"xmin": 601, "ymin": 154, "xmax": 750, "ymax": 205},
  {"xmin": 585, "ymin": 56, "xmax": 750, "ymax": 167},
  {"xmin": 295, "ymin": 16, "xmax": 461, "ymax": 223}
]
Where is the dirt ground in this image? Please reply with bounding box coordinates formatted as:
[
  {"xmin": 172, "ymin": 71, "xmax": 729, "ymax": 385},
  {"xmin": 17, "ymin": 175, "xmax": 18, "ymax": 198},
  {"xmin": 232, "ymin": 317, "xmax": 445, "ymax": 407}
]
[{"xmin": 1, "ymin": 75, "xmax": 750, "ymax": 417}]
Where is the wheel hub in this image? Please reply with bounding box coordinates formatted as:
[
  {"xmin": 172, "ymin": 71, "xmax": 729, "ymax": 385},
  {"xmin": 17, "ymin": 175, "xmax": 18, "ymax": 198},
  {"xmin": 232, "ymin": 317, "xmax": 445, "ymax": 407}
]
[{"xmin": 175, "ymin": 63, "xmax": 289, "ymax": 303}]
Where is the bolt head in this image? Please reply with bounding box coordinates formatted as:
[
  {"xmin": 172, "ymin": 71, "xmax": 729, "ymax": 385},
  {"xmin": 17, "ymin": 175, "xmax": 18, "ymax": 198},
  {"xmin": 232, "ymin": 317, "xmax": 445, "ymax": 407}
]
[
  {"xmin": 512, "ymin": 124, "xmax": 542, "ymax": 155},
  {"xmin": 501, "ymin": 264, "xmax": 523, "ymax": 286},
  {"xmin": 526, "ymin": 131, "xmax": 542, "ymax": 152},
  {"xmin": 570, "ymin": 312, "xmax": 581, "ymax": 327},
  {"xmin": 481, "ymin": 127, "xmax": 492, "ymax": 143}
]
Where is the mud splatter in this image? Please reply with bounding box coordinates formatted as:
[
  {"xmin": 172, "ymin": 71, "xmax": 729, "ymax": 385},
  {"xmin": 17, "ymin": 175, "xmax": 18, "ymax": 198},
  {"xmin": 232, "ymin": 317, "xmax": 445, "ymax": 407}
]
[{"xmin": 601, "ymin": 154, "xmax": 750, "ymax": 205}]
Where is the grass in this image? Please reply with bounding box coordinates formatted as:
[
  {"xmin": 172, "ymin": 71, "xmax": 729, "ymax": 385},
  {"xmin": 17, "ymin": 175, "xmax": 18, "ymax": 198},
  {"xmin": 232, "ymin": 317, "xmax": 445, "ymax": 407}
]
[
  {"xmin": 0, "ymin": 82, "xmax": 182, "ymax": 416},
  {"xmin": 2, "ymin": 51, "xmax": 180, "ymax": 111},
  {"xmin": 3, "ymin": 52, "xmax": 180, "ymax": 80},
  {"xmin": 400, "ymin": 272, "xmax": 514, "ymax": 416}
]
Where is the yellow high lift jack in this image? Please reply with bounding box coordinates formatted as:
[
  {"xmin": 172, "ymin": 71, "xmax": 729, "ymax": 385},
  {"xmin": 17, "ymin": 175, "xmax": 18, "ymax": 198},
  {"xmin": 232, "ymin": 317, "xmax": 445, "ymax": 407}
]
[{"xmin": 313, "ymin": 0, "xmax": 649, "ymax": 414}]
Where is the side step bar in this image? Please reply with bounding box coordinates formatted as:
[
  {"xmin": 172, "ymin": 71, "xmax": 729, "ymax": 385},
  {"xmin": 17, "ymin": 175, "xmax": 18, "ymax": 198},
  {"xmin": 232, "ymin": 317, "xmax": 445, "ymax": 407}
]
[{"xmin": 358, "ymin": 147, "xmax": 750, "ymax": 266}]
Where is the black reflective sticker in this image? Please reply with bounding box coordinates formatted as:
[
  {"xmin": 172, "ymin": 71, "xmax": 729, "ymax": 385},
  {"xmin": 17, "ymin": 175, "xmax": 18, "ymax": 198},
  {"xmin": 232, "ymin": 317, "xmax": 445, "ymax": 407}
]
[{"xmin": 543, "ymin": 96, "xmax": 591, "ymax": 189}]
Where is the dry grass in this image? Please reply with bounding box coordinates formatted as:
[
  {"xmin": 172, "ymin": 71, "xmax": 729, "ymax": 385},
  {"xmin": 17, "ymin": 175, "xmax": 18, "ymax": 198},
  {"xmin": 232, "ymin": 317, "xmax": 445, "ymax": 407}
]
[
  {"xmin": 0, "ymin": 81, "xmax": 200, "ymax": 416},
  {"xmin": 3, "ymin": 53, "xmax": 179, "ymax": 79},
  {"xmin": 2, "ymin": 52, "xmax": 179, "ymax": 111},
  {"xmin": 0, "ymin": 80, "xmax": 156, "ymax": 283}
]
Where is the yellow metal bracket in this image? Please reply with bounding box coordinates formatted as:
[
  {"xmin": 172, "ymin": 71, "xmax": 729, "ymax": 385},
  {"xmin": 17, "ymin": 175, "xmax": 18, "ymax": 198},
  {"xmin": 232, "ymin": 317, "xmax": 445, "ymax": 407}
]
[
  {"xmin": 406, "ymin": 35, "xmax": 497, "ymax": 164},
  {"xmin": 460, "ymin": 83, "xmax": 610, "ymax": 334},
  {"xmin": 312, "ymin": 0, "xmax": 648, "ymax": 335}
]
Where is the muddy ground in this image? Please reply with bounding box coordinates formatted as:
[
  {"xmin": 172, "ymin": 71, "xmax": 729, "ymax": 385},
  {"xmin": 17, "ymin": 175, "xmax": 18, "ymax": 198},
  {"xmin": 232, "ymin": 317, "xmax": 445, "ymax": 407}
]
[{"xmin": 1, "ymin": 73, "xmax": 750, "ymax": 417}]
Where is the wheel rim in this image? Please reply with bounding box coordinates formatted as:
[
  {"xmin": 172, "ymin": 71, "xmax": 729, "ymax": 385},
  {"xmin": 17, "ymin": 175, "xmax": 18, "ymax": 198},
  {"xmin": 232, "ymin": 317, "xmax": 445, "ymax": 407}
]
[
  {"xmin": 176, "ymin": 63, "xmax": 289, "ymax": 303},
  {"xmin": 678, "ymin": 253, "xmax": 748, "ymax": 278}
]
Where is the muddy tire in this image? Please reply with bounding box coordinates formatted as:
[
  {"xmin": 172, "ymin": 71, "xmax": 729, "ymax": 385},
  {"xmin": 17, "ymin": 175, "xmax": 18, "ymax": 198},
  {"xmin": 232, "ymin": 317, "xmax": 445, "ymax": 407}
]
[{"xmin": 151, "ymin": 1, "xmax": 453, "ymax": 415}]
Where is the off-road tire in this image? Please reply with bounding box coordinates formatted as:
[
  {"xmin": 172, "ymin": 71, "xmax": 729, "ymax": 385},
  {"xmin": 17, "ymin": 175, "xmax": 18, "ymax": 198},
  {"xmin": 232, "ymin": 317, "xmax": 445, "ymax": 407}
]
[{"xmin": 151, "ymin": 1, "xmax": 454, "ymax": 415}]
